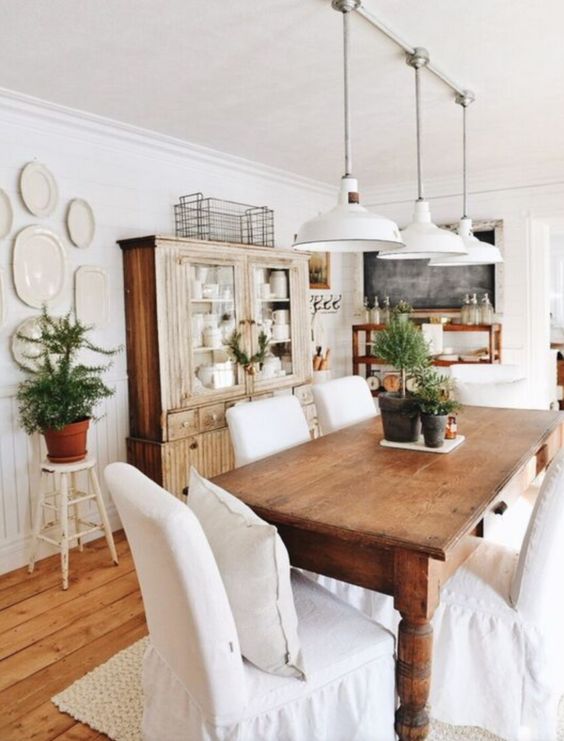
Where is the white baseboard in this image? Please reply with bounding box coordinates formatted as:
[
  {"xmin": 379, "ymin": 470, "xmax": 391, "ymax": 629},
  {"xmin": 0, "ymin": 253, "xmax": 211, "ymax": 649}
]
[{"xmin": 0, "ymin": 505, "xmax": 123, "ymax": 576}]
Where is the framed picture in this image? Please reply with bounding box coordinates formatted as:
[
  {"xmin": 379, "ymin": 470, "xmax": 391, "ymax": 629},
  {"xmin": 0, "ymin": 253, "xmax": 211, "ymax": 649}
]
[{"xmin": 309, "ymin": 252, "xmax": 331, "ymax": 289}]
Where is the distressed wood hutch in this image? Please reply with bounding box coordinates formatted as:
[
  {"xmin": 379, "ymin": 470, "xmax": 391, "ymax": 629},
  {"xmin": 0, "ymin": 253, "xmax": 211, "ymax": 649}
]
[{"xmin": 119, "ymin": 235, "xmax": 314, "ymax": 497}]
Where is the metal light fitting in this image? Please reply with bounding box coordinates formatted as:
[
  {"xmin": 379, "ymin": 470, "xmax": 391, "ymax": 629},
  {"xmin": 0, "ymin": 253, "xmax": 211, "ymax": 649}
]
[
  {"xmin": 293, "ymin": 0, "xmax": 404, "ymax": 253},
  {"xmin": 429, "ymin": 91, "xmax": 503, "ymax": 266},
  {"xmin": 378, "ymin": 48, "xmax": 467, "ymax": 260}
]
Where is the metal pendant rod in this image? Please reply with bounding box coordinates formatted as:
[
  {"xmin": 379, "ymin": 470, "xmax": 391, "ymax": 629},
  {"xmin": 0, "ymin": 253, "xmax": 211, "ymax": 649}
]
[
  {"xmin": 455, "ymin": 91, "xmax": 475, "ymax": 218},
  {"xmin": 415, "ymin": 65, "xmax": 423, "ymax": 200},
  {"xmin": 343, "ymin": 9, "xmax": 352, "ymax": 176},
  {"xmin": 407, "ymin": 48, "xmax": 429, "ymax": 201},
  {"xmin": 356, "ymin": 4, "xmax": 470, "ymax": 100}
]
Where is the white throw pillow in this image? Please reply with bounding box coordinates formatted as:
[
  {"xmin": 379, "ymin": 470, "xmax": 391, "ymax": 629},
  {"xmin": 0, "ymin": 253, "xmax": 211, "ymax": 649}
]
[{"xmin": 188, "ymin": 467, "xmax": 306, "ymax": 679}]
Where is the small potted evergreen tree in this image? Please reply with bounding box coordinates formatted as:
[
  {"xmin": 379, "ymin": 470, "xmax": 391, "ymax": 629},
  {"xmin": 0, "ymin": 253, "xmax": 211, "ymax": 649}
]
[
  {"xmin": 16, "ymin": 308, "xmax": 120, "ymax": 462},
  {"xmin": 413, "ymin": 366, "xmax": 461, "ymax": 448},
  {"xmin": 371, "ymin": 317, "xmax": 430, "ymax": 442}
]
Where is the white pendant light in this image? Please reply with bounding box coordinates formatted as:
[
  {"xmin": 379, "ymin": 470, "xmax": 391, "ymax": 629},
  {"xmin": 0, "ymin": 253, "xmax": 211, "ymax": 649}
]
[
  {"xmin": 294, "ymin": 0, "xmax": 403, "ymax": 253},
  {"xmin": 379, "ymin": 48, "xmax": 466, "ymax": 260},
  {"xmin": 429, "ymin": 92, "xmax": 503, "ymax": 266}
]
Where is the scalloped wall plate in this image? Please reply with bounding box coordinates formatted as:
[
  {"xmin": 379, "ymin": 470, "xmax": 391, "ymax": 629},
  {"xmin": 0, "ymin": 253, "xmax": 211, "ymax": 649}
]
[
  {"xmin": 0, "ymin": 189, "xmax": 13, "ymax": 239},
  {"xmin": 11, "ymin": 315, "xmax": 44, "ymax": 371},
  {"xmin": 20, "ymin": 162, "xmax": 58, "ymax": 217},
  {"xmin": 75, "ymin": 265, "xmax": 109, "ymax": 327},
  {"xmin": 13, "ymin": 225, "xmax": 67, "ymax": 308},
  {"xmin": 67, "ymin": 198, "xmax": 95, "ymax": 248}
]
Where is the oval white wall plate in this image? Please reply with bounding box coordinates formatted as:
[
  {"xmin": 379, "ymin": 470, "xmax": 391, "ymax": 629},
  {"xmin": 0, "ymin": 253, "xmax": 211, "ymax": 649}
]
[
  {"xmin": 11, "ymin": 315, "xmax": 44, "ymax": 371},
  {"xmin": 20, "ymin": 162, "xmax": 58, "ymax": 217},
  {"xmin": 67, "ymin": 198, "xmax": 95, "ymax": 248},
  {"xmin": 13, "ymin": 225, "xmax": 67, "ymax": 308},
  {"xmin": 75, "ymin": 265, "xmax": 109, "ymax": 327},
  {"xmin": 0, "ymin": 189, "xmax": 13, "ymax": 239}
]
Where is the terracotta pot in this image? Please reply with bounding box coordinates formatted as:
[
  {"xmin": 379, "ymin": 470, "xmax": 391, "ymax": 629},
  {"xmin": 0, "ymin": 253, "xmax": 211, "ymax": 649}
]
[
  {"xmin": 378, "ymin": 392, "xmax": 421, "ymax": 443},
  {"xmin": 43, "ymin": 418, "xmax": 90, "ymax": 463}
]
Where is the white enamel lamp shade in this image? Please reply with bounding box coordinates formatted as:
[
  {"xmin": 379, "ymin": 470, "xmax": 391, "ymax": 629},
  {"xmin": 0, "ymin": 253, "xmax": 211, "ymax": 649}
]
[
  {"xmin": 294, "ymin": 177, "xmax": 404, "ymax": 253},
  {"xmin": 377, "ymin": 200, "xmax": 467, "ymax": 260},
  {"xmin": 429, "ymin": 217, "xmax": 503, "ymax": 266}
]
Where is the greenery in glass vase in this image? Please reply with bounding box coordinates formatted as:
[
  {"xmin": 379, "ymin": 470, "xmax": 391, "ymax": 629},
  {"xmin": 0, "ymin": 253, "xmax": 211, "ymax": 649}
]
[
  {"xmin": 16, "ymin": 308, "xmax": 120, "ymax": 434},
  {"xmin": 412, "ymin": 366, "xmax": 461, "ymax": 416},
  {"xmin": 371, "ymin": 317, "xmax": 430, "ymax": 397}
]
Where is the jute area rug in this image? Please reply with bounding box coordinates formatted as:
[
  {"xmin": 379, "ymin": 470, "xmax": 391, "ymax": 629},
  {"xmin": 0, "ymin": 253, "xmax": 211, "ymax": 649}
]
[{"xmin": 52, "ymin": 637, "xmax": 564, "ymax": 741}]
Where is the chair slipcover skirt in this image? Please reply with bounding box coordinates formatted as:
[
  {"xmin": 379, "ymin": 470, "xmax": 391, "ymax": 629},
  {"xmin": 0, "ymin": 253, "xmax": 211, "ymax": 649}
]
[{"xmin": 142, "ymin": 572, "xmax": 396, "ymax": 741}]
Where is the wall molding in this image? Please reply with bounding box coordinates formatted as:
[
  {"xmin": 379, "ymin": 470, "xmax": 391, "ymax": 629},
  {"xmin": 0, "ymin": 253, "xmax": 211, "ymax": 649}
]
[{"xmin": 0, "ymin": 86, "xmax": 336, "ymax": 199}]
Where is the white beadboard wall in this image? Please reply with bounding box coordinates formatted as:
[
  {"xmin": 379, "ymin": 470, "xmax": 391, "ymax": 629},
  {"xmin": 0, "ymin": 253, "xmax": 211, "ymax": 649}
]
[{"xmin": 0, "ymin": 90, "xmax": 336, "ymax": 574}]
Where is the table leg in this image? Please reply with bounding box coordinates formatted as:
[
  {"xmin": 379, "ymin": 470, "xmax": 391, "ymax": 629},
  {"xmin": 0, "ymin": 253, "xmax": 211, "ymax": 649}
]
[
  {"xmin": 395, "ymin": 617, "xmax": 433, "ymax": 739},
  {"xmin": 393, "ymin": 549, "xmax": 439, "ymax": 741}
]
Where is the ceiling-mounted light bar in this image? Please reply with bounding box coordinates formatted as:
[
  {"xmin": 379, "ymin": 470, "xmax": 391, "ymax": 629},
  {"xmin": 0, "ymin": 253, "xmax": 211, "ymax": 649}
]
[{"xmin": 355, "ymin": 5, "xmax": 467, "ymax": 99}]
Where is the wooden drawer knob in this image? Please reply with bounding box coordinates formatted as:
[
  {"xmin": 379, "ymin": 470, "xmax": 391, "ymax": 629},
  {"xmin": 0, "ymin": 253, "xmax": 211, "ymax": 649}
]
[
  {"xmin": 182, "ymin": 421, "xmax": 191, "ymax": 428},
  {"xmin": 189, "ymin": 441, "xmax": 198, "ymax": 450},
  {"xmin": 493, "ymin": 501, "xmax": 508, "ymax": 516}
]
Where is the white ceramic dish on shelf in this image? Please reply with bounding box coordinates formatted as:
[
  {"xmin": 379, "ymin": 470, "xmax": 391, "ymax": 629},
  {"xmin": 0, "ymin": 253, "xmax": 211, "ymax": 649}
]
[
  {"xmin": 20, "ymin": 162, "xmax": 58, "ymax": 217},
  {"xmin": 11, "ymin": 315, "xmax": 44, "ymax": 371},
  {"xmin": 0, "ymin": 189, "xmax": 13, "ymax": 239},
  {"xmin": 13, "ymin": 225, "xmax": 67, "ymax": 308},
  {"xmin": 75, "ymin": 266, "xmax": 109, "ymax": 327},
  {"xmin": 67, "ymin": 198, "xmax": 95, "ymax": 248}
]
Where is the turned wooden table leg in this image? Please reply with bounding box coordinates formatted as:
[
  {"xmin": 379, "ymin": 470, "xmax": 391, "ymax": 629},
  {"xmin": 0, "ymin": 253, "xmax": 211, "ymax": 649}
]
[
  {"xmin": 393, "ymin": 549, "xmax": 440, "ymax": 741},
  {"xmin": 395, "ymin": 617, "xmax": 433, "ymax": 739}
]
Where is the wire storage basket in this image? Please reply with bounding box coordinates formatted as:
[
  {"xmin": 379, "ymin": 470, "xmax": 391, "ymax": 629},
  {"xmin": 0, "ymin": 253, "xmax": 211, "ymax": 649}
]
[{"xmin": 175, "ymin": 193, "xmax": 274, "ymax": 247}]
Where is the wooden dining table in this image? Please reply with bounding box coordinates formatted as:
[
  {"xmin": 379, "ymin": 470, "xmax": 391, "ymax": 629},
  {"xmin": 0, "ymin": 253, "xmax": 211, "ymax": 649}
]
[{"xmin": 213, "ymin": 405, "xmax": 564, "ymax": 740}]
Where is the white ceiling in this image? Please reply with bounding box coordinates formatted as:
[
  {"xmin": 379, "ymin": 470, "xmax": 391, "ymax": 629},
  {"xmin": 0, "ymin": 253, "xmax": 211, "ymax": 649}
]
[{"xmin": 1, "ymin": 0, "xmax": 563, "ymax": 190}]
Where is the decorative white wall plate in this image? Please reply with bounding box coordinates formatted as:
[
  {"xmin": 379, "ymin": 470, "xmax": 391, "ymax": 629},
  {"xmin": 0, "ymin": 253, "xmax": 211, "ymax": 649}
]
[
  {"xmin": 75, "ymin": 265, "xmax": 109, "ymax": 327},
  {"xmin": 11, "ymin": 315, "xmax": 44, "ymax": 371},
  {"xmin": 0, "ymin": 189, "xmax": 13, "ymax": 239},
  {"xmin": 13, "ymin": 225, "xmax": 67, "ymax": 308},
  {"xmin": 67, "ymin": 198, "xmax": 95, "ymax": 248},
  {"xmin": 0, "ymin": 269, "xmax": 5, "ymax": 328},
  {"xmin": 20, "ymin": 162, "xmax": 58, "ymax": 217}
]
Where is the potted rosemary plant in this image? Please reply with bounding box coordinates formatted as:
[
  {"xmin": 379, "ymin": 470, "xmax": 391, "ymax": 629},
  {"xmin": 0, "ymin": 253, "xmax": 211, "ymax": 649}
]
[
  {"xmin": 16, "ymin": 309, "xmax": 120, "ymax": 462},
  {"xmin": 371, "ymin": 317, "xmax": 430, "ymax": 442},
  {"xmin": 413, "ymin": 366, "xmax": 461, "ymax": 448}
]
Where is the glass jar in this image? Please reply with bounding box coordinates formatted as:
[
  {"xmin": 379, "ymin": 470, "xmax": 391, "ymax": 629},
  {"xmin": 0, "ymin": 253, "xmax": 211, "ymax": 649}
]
[
  {"xmin": 381, "ymin": 296, "xmax": 391, "ymax": 325},
  {"xmin": 370, "ymin": 296, "xmax": 380, "ymax": 325},
  {"xmin": 460, "ymin": 294, "xmax": 470, "ymax": 325},
  {"xmin": 363, "ymin": 297, "xmax": 370, "ymax": 323},
  {"xmin": 469, "ymin": 293, "xmax": 480, "ymax": 325},
  {"xmin": 481, "ymin": 293, "xmax": 494, "ymax": 325}
]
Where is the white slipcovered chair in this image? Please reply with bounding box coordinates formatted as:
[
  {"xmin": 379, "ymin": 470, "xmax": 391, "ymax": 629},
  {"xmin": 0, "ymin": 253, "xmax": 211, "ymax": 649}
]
[
  {"xmin": 312, "ymin": 375, "xmax": 378, "ymax": 435},
  {"xmin": 432, "ymin": 447, "xmax": 564, "ymax": 739},
  {"xmin": 450, "ymin": 363, "xmax": 528, "ymax": 408},
  {"xmin": 226, "ymin": 395, "xmax": 310, "ymax": 467},
  {"xmin": 451, "ymin": 363, "xmax": 534, "ymax": 549},
  {"xmin": 366, "ymin": 448, "xmax": 564, "ymax": 739},
  {"xmin": 105, "ymin": 462, "xmax": 396, "ymax": 741},
  {"xmin": 225, "ymin": 392, "xmax": 395, "ymax": 652}
]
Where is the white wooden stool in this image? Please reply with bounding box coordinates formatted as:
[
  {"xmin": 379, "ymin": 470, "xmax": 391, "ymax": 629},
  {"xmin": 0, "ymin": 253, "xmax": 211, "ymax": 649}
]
[{"xmin": 28, "ymin": 457, "xmax": 118, "ymax": 589}]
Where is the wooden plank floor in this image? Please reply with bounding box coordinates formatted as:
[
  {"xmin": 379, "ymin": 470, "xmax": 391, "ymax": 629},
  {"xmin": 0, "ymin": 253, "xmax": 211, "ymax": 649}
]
[{"xmin": 0, "ymin": 531, "xmax": 147, "ymax": 741}]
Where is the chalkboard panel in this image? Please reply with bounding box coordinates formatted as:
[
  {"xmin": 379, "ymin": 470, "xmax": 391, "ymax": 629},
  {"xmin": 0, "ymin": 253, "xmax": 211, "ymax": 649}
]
[{"xmin": 363, "ymin": 229, "xmax": 496, "ymax": 310}]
